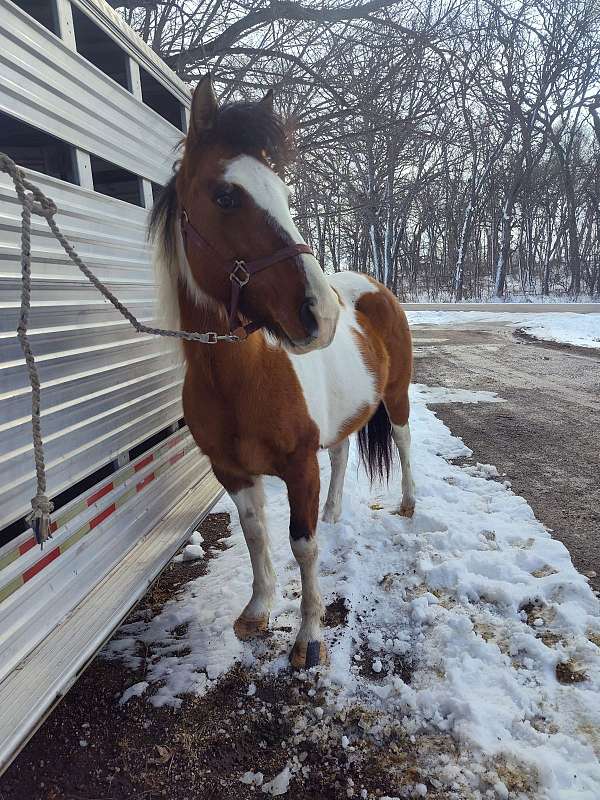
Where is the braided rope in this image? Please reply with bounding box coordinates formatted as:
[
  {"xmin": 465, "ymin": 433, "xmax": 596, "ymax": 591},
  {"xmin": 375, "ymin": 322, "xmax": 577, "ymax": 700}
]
[{"xmin": 0, "ymin": 152, "xmax": 238, "ymax": 546}]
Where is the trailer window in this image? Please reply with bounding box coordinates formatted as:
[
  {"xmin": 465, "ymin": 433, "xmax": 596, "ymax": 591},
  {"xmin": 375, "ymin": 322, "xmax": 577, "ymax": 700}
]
[
  {"xmin": 140, "ymin": 67, "xmax": 185, "ymax": 130},
  {"xmin": 151, "ymin": 182, "xmax": 165, "ymax": 203},
  {"xmin": 0, "ymin": 110, "xmax": 76, "ymax": 183},
  {"xmin": 11, "ymin": 0, "xmax": 59, "ymax": 34},
  {"xmin": 72, "ymin": 6, "xmax": 129, "ymax": 89},
  {"xmin": 90, "ymin": 154, "xmax": 142, "ymax": 205}
]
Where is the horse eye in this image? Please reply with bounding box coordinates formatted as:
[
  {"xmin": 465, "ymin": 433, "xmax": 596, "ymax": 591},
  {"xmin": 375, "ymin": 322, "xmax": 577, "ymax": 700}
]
[{"xmin": 214, "ymin": 189, "xmax": 240, "ymax": 210}]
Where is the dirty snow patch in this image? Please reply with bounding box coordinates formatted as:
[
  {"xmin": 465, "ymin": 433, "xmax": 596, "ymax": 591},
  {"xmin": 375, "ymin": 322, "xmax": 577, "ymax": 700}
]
[
  {"xmin": 119, "ymin": 681, "xmax": 149, "ymax": 705},
  {"xmin": 412, "ymin": 384, "xmax": 505, "ymax": 405}
]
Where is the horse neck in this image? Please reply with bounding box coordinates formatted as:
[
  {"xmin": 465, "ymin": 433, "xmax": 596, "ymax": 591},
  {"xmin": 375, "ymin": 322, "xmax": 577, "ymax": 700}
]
[{"xmin": 178, "ymin": 285, "xmax": 262, "ymax": 383}]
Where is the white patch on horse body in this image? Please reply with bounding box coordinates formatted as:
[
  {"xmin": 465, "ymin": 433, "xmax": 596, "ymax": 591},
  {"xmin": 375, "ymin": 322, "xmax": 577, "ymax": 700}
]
[
  {"xmin": 328, "ymin": 270, "xmax": 379, "ymax": 305},
  {"xmin": 287, "ymin": 303, "xmax": 378, "ymax": 448},
  {"xmin": 223, "ymin": 155, "xmax": 339, "ymax": 347}
]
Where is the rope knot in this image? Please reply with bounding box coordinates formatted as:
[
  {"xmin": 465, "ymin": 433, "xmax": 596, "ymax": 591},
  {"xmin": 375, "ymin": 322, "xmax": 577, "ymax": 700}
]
[
  {"xmin": 27, "ymin": 494, "xmax": 54, "ymax": 547},
  {"xmin": 26, "ymin": 191, "xmax": 57, "ymax": 218}
]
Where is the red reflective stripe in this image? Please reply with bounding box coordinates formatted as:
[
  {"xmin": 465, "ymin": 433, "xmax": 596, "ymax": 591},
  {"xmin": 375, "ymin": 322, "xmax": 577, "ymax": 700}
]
[
  {"xmin": 134, "ymin": 454, "xmax": 153, "ymax": 472},
  {"xmin": 87, "ymin": 482, "xmax": 113, "ymax": 506},
  {"xmin": 23, "ymin": 547, "xmax": 60, "ymax": 582},
  {"xmin": 89, "ymin": 504, "xmax": 115, "ymax": 530},
  {"xmin": 169, "ymin": 450, "xmax": 184, "ymax": 465},
  {"xmin": 19, "ymin": 538, "xmax": 36, "ymax": 556},
  {"xmin": 49, "ymin": 521, "xmax": 58, "ymax": 534},
  {"xmin": 136, "ymin": 474, "xmax": 154, "ymax": 492}
]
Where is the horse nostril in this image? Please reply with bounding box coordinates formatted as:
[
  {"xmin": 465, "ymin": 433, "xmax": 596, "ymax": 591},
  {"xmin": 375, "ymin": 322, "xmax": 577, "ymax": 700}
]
[{"xmin": 299, "ymin": 298, "xmax": 319, "ymax": 339}]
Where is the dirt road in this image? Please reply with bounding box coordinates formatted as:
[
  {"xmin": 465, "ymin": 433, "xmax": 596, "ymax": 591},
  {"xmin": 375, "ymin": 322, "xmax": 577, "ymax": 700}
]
[{"xmin": 412, "ymin": 321, "xmax": 600, "ymax": 592}]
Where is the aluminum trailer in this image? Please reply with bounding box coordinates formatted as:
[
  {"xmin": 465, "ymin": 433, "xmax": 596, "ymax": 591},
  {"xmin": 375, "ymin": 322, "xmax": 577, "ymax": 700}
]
[{"xmin": 0, "ymin": 0, "xmax": 221, "ymax": 773}]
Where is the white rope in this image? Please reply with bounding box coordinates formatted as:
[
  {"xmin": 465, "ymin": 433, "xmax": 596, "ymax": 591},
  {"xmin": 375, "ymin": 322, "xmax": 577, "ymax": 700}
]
[{"xmin": 0, "ymin": 152, "xmax": 237, "ymax": 546}]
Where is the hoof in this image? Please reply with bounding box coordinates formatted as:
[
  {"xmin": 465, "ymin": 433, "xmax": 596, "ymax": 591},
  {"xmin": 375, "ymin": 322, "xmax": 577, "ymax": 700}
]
[
  {"xmin": 321, "ymin": 508, "xmax": 340, "ymax": 524},
  {"xmin": 289, "ymin": 640, "xmax": 329, "ymax": 669},
  {"xmin": 392, "ymin": 502, "xmax": 415, "ymax": 518},
  {"xmin": 233, "ymin": 614, "xmax": 269, "ymax": 640}
]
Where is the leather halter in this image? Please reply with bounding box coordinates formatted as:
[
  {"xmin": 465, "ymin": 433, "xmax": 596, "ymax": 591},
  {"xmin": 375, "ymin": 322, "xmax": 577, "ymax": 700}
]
[{"xmin": 180, "ymin": 210, "xmax": 314, "ymax": 340}]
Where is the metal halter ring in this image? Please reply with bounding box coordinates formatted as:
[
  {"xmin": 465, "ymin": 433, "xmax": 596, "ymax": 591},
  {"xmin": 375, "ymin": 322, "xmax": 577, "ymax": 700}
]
[{"xmin": 230, "ymin": 260, "xmax": 250, "ymax": 287}]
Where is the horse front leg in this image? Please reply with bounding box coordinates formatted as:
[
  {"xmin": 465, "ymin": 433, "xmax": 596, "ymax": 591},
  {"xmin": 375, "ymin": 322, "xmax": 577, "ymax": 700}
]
[
  {"xmin": 283, "ymin": 452, "xmax": 328, "ymax": 669},
  {"xmin": 227, "ymin": 476, "xmax": 277, "ymax": 639}
]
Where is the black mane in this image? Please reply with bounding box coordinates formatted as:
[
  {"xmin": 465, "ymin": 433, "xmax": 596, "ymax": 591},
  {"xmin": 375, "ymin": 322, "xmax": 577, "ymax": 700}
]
[
  {"xmin": 206, "ymin": 101, "xmax": 290, "ymax": 167},
  {"xmin": 148, "ymin": 100, "xmax": 290, "ymax": 249}
]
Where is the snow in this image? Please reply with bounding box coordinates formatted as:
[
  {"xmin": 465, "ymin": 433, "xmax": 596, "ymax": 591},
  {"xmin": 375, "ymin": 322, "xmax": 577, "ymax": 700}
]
[
  {"xmin": 262, "ymin": 764, "xmax": 291, "ymax": 796},
  {"xmin": 181, "ymin": 544, "xmax": 204, "ymax": 561},
  {"xmin": 119, "ymin": 680, "xmax": 149, "ymax": 705},
  {"xmin": 412, "ymin": 385, "xmax": 505, "ymax": 405},
  {"xmin": 105, "ymin": 383, "xmax": 600, "ymax": 799},
  {"xmin": 405, "ymin": 310, "xmax": 600, "ymax": 349},
  {"xmin": 240, "ymin": 771, "xmax": 264, "ymax": 786},
  {"xmin": 519, "ymin": 314, "xmax": 600, "ymax": 350}
]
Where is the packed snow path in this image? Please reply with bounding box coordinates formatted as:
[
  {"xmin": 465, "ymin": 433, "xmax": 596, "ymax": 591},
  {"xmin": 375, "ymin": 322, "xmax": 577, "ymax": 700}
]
[{"xmin": 107, "ymin": 384, "xmax": 600, "ymax": 800}]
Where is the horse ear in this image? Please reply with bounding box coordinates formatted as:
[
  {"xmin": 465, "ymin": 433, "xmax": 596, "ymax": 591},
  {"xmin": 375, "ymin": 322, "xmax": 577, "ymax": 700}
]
[
  {"xmin": 260, "ymin": 88, "xmax": 274, "ymax": 114},
  {"xmin": 189, "ymin": 75, "xmax": 218, "ymax": 141}
]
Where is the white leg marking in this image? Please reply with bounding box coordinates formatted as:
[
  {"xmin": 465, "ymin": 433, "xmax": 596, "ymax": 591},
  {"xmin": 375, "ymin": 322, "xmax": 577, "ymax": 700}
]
[
  {"xmin": 392, "ymin": 423, "xmax": 416, "ymax": 516},
  {"xmin": 290, "ymin": 535, "xmax": 324, "ymax": 645},
  {"xmin": 230, "ymin": 478, "xmax": 276, "ymax": 623},
  {"xmin": 322, "ymin": 438, "xmax": 350, "ymax": 523}
]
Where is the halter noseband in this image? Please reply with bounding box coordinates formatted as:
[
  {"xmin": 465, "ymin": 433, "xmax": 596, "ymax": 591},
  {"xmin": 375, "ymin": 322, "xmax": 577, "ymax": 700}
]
[{"xmin": 180, "ymin": 210, "xmax": 314, "ymax": 340}]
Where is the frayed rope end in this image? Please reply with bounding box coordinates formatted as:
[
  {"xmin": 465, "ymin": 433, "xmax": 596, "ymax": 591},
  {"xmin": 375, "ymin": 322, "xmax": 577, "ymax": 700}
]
[{"xmin": 27, "ymin": 494, "xmax": 54, "ymax": 549}]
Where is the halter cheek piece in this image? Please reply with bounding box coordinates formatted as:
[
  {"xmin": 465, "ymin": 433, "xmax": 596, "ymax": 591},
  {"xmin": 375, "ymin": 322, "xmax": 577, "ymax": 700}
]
[{"xmin": 180, "ymin": 210, "xmax": 314, "ymax": 340}]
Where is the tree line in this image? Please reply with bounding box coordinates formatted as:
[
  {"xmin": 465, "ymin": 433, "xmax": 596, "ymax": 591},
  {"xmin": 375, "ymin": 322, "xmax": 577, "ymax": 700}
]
[{"xmin": 114, "ymin": 0, "xmax": 600, "ymax": 300}]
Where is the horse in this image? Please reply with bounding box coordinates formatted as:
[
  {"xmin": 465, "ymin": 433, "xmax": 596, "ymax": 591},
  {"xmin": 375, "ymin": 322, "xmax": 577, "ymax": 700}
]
[{"xmin": 150, "ymin": 76, "xmax": 415, "ymax": 669}]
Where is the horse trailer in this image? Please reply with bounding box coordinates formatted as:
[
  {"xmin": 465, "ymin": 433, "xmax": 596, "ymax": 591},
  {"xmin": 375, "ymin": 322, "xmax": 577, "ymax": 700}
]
[{"xmin": 0, "ymin": 0, "xmax": 222, "ymax": 772}]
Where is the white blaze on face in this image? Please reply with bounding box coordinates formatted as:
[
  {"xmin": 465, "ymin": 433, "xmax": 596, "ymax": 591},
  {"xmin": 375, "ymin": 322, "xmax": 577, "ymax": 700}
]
[{"xmin": 223, "ymin": 155, "xmax": 340, "ymax": 350}]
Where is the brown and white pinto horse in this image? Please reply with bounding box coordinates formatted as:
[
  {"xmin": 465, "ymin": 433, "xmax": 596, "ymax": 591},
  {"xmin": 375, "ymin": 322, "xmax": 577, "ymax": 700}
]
[{"xmin": 150, "ymin": 77, "xmax": 415, "ymax": 669}]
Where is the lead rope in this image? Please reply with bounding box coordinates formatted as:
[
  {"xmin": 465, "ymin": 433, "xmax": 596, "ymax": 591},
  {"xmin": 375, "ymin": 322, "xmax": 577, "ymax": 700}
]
[{"xmin": 0, "ymin": 152, "xmax": 239, "ymax": 547}]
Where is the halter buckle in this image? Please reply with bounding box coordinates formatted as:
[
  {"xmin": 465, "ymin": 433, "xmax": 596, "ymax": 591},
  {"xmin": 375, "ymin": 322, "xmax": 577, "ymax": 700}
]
[{"xmin": 230, "ymin": 260, "xmax": 250, "ymax": 287}]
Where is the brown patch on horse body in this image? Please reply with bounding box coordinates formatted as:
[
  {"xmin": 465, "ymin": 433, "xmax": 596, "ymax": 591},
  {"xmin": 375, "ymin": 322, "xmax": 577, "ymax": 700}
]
[
  {"xmin": 356, "ymin": 287, "xmax": 412, "ymax": 427},
  {"xmin": 180, "ymin": 294, "xmax": 318, "ymax": 481},
  {"xmin": 334, "ymin": 402, "xmax": 373, "ymax": 445},
  {"xmin": 283, "ymin": 449, "xmax": 320, "ymax": 540},
  {"xmin": 351, "ymin": 321, "xmax": 388, "ymax": 396}
]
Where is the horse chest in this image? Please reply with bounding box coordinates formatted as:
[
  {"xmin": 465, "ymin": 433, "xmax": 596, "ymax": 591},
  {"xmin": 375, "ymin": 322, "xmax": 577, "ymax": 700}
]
[{"xmin": 287, "ymin": 312, "xmax": 378, "ymax": 448}]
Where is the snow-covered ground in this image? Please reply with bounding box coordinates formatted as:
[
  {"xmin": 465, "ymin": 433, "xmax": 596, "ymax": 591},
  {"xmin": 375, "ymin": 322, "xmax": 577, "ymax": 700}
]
[
  {"xmin": 106, "ymin": 385, "xmax": 600, "ymax": 800},
  {"xmin": 518, "ymin": 314, "xmax": 600, "ymax": 350},
  {"xmin": 405, "ymin": 310, "xmax": 600, "ymax": 350}
]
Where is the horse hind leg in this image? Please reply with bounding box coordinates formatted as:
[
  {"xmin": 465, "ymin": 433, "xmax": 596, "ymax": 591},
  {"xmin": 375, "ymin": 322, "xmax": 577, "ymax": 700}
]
[
  {"xmin": 384, "ymin": 390, "xmax": 416, "ymax": 518},
  {"xmin": 322, "ymin": 437, "xmax": 350, "ymax": 523},
  {"xmin": 229, "ymin": 476, "xmax": 277, "ymax": 638}
]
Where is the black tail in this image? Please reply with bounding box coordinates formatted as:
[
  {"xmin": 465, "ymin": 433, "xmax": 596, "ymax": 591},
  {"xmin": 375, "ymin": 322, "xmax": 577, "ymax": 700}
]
[{"xmin": 357, "ymin": 402, "xmax": 394, "ymax": 484}]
